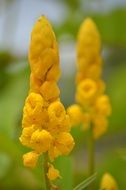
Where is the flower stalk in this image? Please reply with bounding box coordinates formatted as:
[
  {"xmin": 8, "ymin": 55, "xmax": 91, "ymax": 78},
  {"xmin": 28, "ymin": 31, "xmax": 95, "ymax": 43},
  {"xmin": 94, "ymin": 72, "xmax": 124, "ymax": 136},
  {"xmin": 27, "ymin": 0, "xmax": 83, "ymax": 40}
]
[
  {"xmin": 88, "ymin": 124, "xmax": 95, "ymax": 190},
  {"xmin": 44, "ymin": 153, "xmax": 51, "ymax": 190}
]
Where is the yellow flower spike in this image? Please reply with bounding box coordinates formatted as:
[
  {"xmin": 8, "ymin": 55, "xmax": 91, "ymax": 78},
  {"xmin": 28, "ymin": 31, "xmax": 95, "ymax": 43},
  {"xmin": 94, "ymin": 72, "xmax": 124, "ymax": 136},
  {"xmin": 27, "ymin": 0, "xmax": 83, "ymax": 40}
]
[
  {"xmin": 100, "ymin": 173, "xmax": 118, "ymax": 190},
  {"xmin": 67, "ymin": 17, "xmax": 112, "ymax": 185},
  {"xmin": 47, "ymin": 164, "xmax": 60, "ymax": 181},
  {"xmin": 68, "ymin": 17, "xmax": 111, "ymax": 139},
  {"xmin": 20, "ymin": 16, "xmax": 74, "ymax": 189},
  {"xmin": 40, "ymin": 81, "xmax": 60, "ymax": 102},
  {"xmin": 30, "ymin": 129, "xmax": 53, "ymax": 153},
  {"xmin": 67, "ymin": 104, "xmax": 83, "ymax": 126},
  {"xmin": 23, "ymin": 151, "xmax": 39, "ymax": 168}
]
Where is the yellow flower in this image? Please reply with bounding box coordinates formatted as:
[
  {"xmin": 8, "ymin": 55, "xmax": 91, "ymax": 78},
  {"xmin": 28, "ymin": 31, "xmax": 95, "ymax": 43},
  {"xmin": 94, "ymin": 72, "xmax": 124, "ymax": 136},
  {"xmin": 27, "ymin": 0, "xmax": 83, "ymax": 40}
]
[
  {"xmin": 48, "ymin": 132, "xmax": 75, "ymax": 160},
  {"xmin": 67, "ymin": 104, "xmax": 83, "ymax": 126},
  {"xmin": 30, "ymin": 129, "xmax": 52, "ymax": 153},
  {"xmin": 47, "ymin": 115, "xmax": 71, "ymax": 135},
  {"xmin": 56, "ymin": 132, "xmax": 75, "ymax": 155},
  {"xmin": 19, "ymin": 125, "xmax": 36, "ymax": 147},
  {"xmin": 48, "ymin": 101, "xmax": 66, "ymax": 121},
  {"xmin": 76, "ymin": 79, "xmax": 97, "ymax": 105},
  {"xmin": 22, "ymin": 93, "xmax": 45, "ymax": 127},
  {"xmin": 47, "ymin": 164, "xmax": 60, "ymax": 181},
  {"xmin": 100, "ymin": 173, "xmax": 118, "ymax": 190},
  {"xmin": 47, "ymin": 101, "xmax": 71, "ymax": 134},
  {"xmin": 23, "ymin": 151, "xmax": 39, "ymax": 168},
  {"xmin": 95, "ymin": 95, "xmax": 112, "ymax": 116},
  {"xmin": 40, "ymin": 81, "xmax": 60, "ymax": 102}
]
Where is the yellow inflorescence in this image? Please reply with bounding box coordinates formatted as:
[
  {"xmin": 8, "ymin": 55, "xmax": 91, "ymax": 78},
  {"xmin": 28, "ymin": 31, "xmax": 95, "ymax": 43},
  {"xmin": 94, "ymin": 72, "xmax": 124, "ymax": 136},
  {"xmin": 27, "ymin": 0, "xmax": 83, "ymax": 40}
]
[
  {"xmin": 100, "ymin": 173, "xmax": 118, "ymax": 190},
  {"xmin": 19, "ymin": 16, "xmax": 74, "ymax": 180},
  {"xmin": 67, "ymin": 18, "xmax": 111, "ymax": 139}
]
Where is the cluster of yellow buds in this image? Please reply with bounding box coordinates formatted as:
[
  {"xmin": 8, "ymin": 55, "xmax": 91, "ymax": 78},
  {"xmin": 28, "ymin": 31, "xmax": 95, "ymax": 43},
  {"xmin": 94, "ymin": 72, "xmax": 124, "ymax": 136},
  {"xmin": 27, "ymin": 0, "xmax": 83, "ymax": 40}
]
[
  {"xmin": 67, "ymin": 18, "xmax": 111, "ymax": 139},
  {"xmin": 19, "ymin": 16, "xmax": 74, "ymax": 180},
  {"xmin": 100, "ymin": 173, "xmax": 118, "ymax": 190}
]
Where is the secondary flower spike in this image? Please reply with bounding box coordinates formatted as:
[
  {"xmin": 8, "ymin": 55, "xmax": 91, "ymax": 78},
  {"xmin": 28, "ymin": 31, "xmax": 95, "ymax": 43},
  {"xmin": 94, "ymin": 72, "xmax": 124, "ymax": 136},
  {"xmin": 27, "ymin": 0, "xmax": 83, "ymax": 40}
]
[
  {"xmin": 19, "ymin": 16, "xmax": 74, "ymax": 180},
  {"xmin": 67, "ymin": 18, "xmax": 111, "ymax": 139}
]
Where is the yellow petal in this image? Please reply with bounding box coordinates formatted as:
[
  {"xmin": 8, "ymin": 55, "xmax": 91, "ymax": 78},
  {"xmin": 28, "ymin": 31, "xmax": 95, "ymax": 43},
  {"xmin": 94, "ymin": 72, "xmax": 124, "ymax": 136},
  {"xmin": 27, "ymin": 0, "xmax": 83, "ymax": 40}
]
[
  {"xmin": 47, "ymin": 164, "xmax": 60, "ymax": 180},
  {"xmin": 23, "ymin": 151, "xmax": 39, "ymax": 168}
]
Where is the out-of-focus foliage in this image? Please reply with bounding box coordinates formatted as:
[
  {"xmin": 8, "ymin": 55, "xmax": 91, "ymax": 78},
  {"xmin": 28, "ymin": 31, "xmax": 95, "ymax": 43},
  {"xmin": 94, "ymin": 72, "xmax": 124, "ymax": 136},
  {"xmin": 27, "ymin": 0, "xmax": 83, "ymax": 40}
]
[
  {"xmin": 0, "ymin": 51, "xmax": 13, "ymax": 88},
  {"xmin": 93, "ymin": 9, "xmax": 126, "ymax": 46}
]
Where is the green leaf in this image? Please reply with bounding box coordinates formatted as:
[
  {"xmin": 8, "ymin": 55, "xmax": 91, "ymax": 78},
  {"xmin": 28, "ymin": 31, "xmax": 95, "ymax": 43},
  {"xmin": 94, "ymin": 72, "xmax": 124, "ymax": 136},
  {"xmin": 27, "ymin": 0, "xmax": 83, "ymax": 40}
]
[{"xmin": 73, "ymin": 173, "xmax": 96, "ymax": 190}]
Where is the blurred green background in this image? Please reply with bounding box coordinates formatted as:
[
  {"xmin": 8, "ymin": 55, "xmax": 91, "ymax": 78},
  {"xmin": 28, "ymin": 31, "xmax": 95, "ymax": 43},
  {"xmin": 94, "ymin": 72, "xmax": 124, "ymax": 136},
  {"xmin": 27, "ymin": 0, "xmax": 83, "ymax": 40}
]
[{"xmin": 0, "ymin": 0, "xmax": 126, "ymax": 189}]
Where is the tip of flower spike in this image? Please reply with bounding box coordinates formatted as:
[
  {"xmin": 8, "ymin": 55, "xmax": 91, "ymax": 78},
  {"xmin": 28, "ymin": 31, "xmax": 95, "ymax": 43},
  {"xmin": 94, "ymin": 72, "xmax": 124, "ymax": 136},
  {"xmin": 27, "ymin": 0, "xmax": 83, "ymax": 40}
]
[
  {"xmin": 80, "ymin": 17, "xmax": 99, "ymax": 33},
  {"xmin": 100, "ymin": 173, "xmax": 118, "ymax": 190},
  {"xmin": 77, "ymin": 17, "xmax": 101, "ymax": 51},
  {"xmin": 29, "ymin": 15, "xmax": 59, "ymax": 81},
  {"xmin": 32, "ymin": 15, "xmax": 53, "ymax": 33},
  {"xmin": 83, "ymin": 17, "xmax": 96, "ymax": 26},
  {"xmin": 37, "ymin": 15, "xmax": 49, "ymax": 24},
  {"xmin": 31, "ymin": 15, "xmax": 54, "ymax": 39}
]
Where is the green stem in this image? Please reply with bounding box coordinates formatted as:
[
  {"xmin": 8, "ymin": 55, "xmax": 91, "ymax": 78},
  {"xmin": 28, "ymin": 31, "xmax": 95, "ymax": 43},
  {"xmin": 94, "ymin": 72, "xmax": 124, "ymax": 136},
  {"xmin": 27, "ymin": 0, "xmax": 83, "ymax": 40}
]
[
  {"xmin": 88, "ymin": 124, "xmax": 95, "ymax": 190},
  {"xmin": 44, "ymin": 153, "xmax": 51, "ymax": 190}
]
